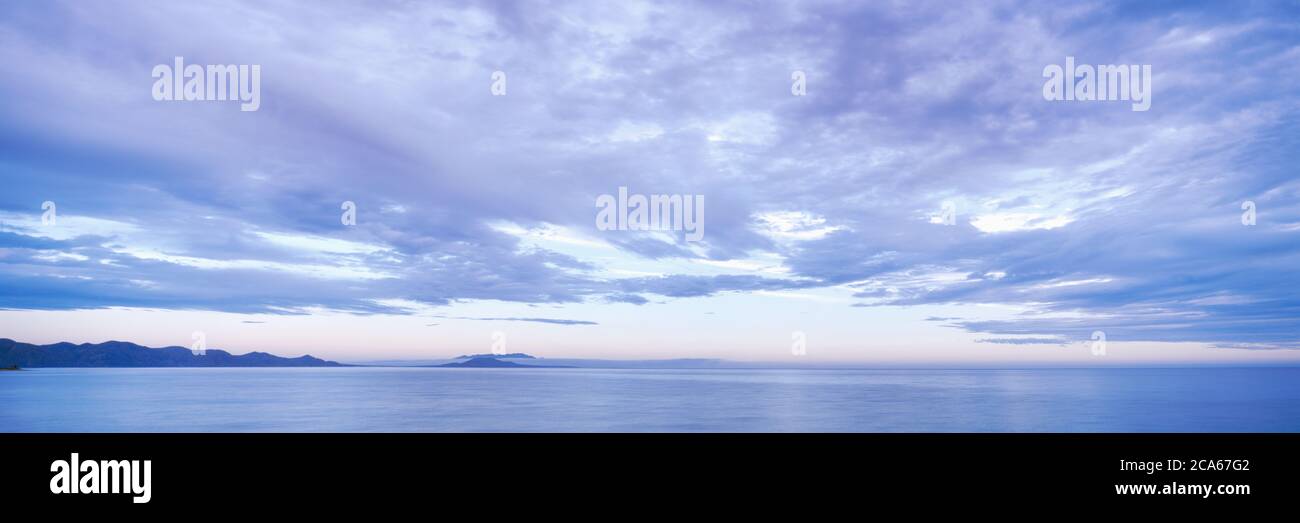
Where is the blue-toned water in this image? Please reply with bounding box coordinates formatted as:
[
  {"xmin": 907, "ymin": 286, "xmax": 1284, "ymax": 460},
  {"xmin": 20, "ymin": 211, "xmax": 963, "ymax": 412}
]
[{"xmin": 2, "ymin": 367, "xmax": 1298, "ymax": 432}]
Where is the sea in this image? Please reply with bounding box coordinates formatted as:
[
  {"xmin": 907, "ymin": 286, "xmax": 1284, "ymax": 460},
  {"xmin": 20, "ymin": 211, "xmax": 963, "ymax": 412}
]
[{"xmin": 2, "ymin": 367, "xmax": 1298, "ymax": 432}]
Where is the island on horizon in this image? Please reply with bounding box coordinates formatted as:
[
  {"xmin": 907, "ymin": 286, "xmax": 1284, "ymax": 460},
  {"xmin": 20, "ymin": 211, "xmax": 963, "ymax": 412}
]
[{"xmin": 431, "ymin": 356, "xmax": 573, "ymax": 369}]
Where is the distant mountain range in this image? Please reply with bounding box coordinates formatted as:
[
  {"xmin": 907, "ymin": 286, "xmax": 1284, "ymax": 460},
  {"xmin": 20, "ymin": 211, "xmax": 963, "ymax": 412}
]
[
  {"xmin": 0, "ymin": 338, "xmax": 343, "ymax": 367},
  {"xmin": 453, "ymin": 352, "xmax": 535, "ymax": 359},
  {"xmin": 0, "ymin": 339, "xmax": 843, "ymax": 371}
]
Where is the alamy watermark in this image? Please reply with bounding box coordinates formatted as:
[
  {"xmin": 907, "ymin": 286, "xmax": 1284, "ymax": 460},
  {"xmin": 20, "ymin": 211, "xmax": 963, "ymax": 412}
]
[
  {"xmin": 791, "ymin": 331, "xmax": 807, "ymax": 356},
  {"xmin": 1043, "ymin": 57, "xmax": 1151, "ymax": 111},
  {"xmin": 41, "ymin": 200, "xmax": 56, "ymax": 226},
  {"xmin": 341, "ymin": 201, "xmax": 357, "ymax": 226},
  {"xmin": 491, "ymin": 331, "xmax": 507, "ymax": 355},
  {"xmin": 491, "ymin": 70, "xmax": 507, "ymax": 96},
  {"xmin": 1090, "ymin": 330, "xmax": 1107, "ymax": 356},
  {"xmin": 191, "ymin": 331, "xmax": 206, "ymax": 356},
  {"xmin": 935, "ymin": 201, "xmax": 957, "ymax": 226},
  {"xmin": 49, "ymin": 453, "xmax": 151, "ymax": 504},
  {"xmin": 152, "ymin": 57, "xmax": 261, "ymax": 111},
  {"xmin": 596, "ymin": 187, "xmax": 704, "ymax": 242}
]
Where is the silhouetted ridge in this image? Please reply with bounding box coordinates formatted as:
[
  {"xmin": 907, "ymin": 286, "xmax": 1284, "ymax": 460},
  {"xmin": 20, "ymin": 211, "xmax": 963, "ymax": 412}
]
[
  {"xmin": 0, "ymin": 338, "xmax": 343, "ymax": 367},
  {"xmin": 434, "ymin": 357, "xmax": 571, "ymax": 368}
]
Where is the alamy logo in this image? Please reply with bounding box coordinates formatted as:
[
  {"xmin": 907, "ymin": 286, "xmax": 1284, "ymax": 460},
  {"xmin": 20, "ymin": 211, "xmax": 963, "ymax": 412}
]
[
  {"xmin": 491, "ymin": 70, "xmax": 507, "ymax": 96},
  {"xmin": 1043, "ymin": 57, "xmax": 1151, "ymax": 111},
  {"xmin": 191, "ymin": 331, "xmax": 207, "ymax": 356},
  {"xmin": 341, "ymin": 201, "xmax": 357, "ymax": 226},
  {"xmin": 491, "ymin": 331, "xmax": 507, "ymax": 355},
  {"xmin": 50, "ymin": 453, "xmax": 152, "ymax": 504},
  {"xmin": 152, "ymin": 57, "xmax": 261, "ymax": 111},
  {"xmin": 1241, "ymin": 201, "xmax": 1256, "ymax": 226},
  {"xmin": 1090, "ymin": 330, "xmax": 1107, "ymax": 356},
  {"xmin": 937, "ymin": 201, "xmax": 957, "ymax": 226},
  {"xmin": 596, "ymin": 187, "xmax": 704, "ymax": 242},
  {"xmin": 41, "ymin": 200, "xmax": 57, "ymax": 226}
]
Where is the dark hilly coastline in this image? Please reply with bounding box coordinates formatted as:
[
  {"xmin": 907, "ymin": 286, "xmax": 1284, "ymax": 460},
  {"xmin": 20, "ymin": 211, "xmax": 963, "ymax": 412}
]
[{"xmin": 0, "ymin": 338, "xmax": 343, "ymax": 368}]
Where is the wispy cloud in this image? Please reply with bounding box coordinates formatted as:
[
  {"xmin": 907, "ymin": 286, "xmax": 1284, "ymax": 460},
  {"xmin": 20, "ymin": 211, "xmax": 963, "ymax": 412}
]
[
  {"xmin": 1, "ymin": 0, "xmax": 1298, "ymax": 353},
  {"xmin": 431, "ymin": 315, "xmax": 598, "ymax": 326}
]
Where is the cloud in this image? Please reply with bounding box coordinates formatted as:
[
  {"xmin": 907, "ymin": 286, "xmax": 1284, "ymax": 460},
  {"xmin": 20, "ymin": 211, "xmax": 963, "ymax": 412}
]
[
  {"xmin": 976, "ymin": 337, "xmax": 1068, "ymax": 346},
  {"xmin": 431, "ymin": 315, "xmax": 598, "ymax": 326},
  {"xmin": 0, "ymin": 0, "xmax": 1298, "ymax": 352}
]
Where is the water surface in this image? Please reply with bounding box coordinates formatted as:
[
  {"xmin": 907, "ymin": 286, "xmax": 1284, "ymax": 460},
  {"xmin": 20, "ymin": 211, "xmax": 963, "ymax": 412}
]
[{"xmin": 2, "ymin": 367, "xmax": 1297, "ymax": 432}]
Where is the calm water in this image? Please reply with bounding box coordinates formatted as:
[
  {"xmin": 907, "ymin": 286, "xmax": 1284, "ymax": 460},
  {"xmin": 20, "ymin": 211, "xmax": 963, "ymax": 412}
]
[{"xmin": 2, "ymin": 367, "xmax": 1298, "ymax": 432}]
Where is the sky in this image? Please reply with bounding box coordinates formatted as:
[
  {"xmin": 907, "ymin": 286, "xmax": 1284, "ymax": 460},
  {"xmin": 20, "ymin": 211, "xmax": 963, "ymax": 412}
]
[{"xmin": 0, "ymin": 0, "xmax": 1298, "ymax": 364}]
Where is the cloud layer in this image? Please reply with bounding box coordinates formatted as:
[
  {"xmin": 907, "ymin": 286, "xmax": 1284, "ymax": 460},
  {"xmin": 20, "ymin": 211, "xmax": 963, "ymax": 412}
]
[{"xmin": 1, "ymin": 0, "xmax": 1298, "ymax": 350}]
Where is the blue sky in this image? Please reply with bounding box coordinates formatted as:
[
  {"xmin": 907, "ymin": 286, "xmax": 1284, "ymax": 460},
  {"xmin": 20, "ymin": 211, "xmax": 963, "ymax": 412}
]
[{"xmin": 1, "ymin": 0, "xmax": 1298, "ymax": 363}]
